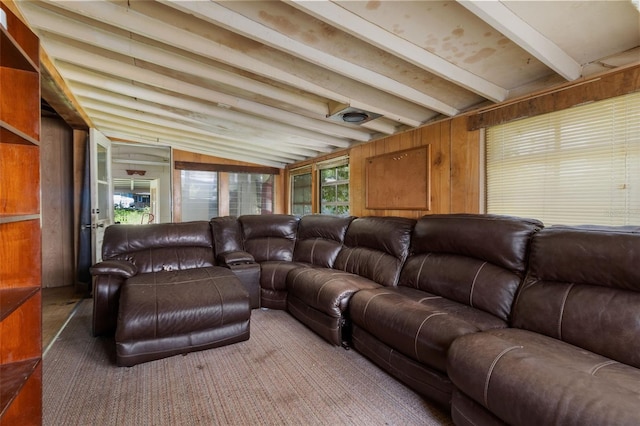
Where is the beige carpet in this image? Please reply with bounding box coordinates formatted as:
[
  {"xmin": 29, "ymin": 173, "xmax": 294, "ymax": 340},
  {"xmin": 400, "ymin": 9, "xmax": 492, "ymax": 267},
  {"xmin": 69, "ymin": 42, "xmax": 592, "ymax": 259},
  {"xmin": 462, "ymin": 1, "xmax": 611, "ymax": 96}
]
[{"xmin": 44, "ymin": 299, "xmax": 453, "ymax": 425}]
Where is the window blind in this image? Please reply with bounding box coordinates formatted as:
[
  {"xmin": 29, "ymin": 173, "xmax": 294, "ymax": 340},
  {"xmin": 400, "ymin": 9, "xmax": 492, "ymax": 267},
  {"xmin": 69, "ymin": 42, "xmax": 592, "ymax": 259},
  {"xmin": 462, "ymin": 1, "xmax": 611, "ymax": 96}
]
[{"xmin": 486, "ymin": 91, "xmax": 640, "ymax": 226}]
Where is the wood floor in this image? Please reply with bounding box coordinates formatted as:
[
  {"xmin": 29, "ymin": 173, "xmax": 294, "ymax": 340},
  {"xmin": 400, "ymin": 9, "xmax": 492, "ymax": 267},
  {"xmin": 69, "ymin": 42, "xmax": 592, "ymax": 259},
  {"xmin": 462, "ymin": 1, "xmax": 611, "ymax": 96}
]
[{"xmin": 42, "ymin": 286, "xmax": 84, "ymax": 352}]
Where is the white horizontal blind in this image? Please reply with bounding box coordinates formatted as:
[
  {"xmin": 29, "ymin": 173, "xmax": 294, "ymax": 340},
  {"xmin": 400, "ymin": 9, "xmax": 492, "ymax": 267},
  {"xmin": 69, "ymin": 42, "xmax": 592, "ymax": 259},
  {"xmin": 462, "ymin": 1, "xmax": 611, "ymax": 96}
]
[
  {"xmin": 486, "ymin": 91, "xmax": 640, "ymax": 226},
  {"xmin": 228, "ymin": 173, "xmax": 274, "ymax": 216},
  {"xmin": 180, "ymin": 170, "xmax": 218, "ymax": 221}
]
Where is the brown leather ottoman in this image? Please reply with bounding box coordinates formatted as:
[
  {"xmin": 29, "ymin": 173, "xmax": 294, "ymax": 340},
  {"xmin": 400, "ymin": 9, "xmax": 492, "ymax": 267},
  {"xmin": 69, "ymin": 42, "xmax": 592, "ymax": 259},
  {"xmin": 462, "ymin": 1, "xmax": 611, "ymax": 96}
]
[{"xmin": 115, "ymin": 266, "xmax": 250, "ymax": 366}]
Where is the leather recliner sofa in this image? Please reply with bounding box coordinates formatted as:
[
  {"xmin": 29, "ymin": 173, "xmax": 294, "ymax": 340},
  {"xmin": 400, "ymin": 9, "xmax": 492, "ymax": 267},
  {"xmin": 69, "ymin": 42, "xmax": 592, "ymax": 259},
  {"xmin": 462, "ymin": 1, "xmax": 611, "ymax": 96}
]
[
  {"xmin": 90, "ymin": 214, "xmax": 640, "ymax": 424},
  {"xmin": 447, "ymin": 225, "xmax": 640, "ymax": 425}
]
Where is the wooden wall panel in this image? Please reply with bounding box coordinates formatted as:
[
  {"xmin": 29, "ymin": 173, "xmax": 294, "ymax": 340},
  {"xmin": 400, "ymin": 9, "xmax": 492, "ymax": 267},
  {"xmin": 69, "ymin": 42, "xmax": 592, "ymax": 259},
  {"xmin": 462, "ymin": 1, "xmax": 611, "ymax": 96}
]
[
  {"xmin": 285, "ymin": 66, "xmax": 639, "ymax": 219},
  {"xmin": 0, "ymin": 220, "xmax": 41, "ymax": 288},
  {"xmin": 348, "ymin": 119, "xmax": 468, "ymax": 219},
  {"xmin": 450, "ymin": 116, "xmax": 481, "ymax": 213},
  {"xmin": 40, "ymin": 117, "xmax": 74, "ymax": 288},
  {"xmin": 0, "ymin": 143, "xmax": 39, "ymax": 216},
  {"xmin": 469, "ymin": 64, "xmax": 640, "ymax": 130},
  {"xmin": 72, "ymin": 129, "xmax": 88, "ymax": 293}
]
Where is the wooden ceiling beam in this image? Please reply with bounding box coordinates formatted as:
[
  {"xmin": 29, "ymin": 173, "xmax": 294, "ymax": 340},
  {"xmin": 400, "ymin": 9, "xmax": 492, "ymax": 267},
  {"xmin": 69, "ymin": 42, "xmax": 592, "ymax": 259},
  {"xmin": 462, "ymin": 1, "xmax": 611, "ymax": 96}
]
[
  {"xmin": 52, "ymin": 55, "xmax": 357, "ymax": 147},
  {"xmin": 89, "ymin": 113, "xmax": 302, "ymax": 165},
  {"xmin": 3, "ymin": 0, "xmax": 90, "ymax": 129},
  {"xmin": 457, "ymin": 0, "xmax": 582, "ymax": 81},
  {"xmin": 291, "ymin": 0, "xmax": 508, "ymax": 103},
  {"xmin": 162, "ymin": 0, "xmax": 459, "ymax": 116},
  {"xmin": 27, "ymin": 1, "xmax": 429, "ymax": 128},
  {"xmin": 36, "ymin": 0, "xmax": 386, "ymax": 120},
  {"xmin": 19, "ymin": 1, "xmax": 327, "ymax": 117},
  {"xmin": 78, "ymin": 98, "xmax": 321, "ymax": 160}
]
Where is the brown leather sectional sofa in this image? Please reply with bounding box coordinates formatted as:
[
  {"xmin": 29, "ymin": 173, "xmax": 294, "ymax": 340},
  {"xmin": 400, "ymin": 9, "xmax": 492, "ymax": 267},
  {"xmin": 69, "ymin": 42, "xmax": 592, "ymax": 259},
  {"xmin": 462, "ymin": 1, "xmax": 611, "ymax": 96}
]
[{"xmin": 90, "ymin": 214, "xmax": 640, "ymax": 425}]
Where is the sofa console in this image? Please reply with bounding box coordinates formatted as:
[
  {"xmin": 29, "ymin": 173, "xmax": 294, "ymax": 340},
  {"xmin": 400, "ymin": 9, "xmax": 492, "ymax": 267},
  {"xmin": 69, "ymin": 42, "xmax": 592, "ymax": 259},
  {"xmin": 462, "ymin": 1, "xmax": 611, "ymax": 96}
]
[{"xmin": 90, "ymin": 214, "xmax": 640, "ymax": 424}]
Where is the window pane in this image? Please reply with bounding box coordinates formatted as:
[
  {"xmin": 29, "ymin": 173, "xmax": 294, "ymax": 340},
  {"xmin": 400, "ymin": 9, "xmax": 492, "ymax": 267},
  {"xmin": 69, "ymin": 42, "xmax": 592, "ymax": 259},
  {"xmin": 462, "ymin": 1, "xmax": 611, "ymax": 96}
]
[
  {"xmin": 292, "ymin": 172, "xmax": 312, "ymax": 216},
  {"xmin": 229, "ymin": 173, "xmax": 274, "ymax": 216},
  {"xmin": 337, "ymin": 183, "xmax": 349, "ymax": 202},
  {"xmin": 321, "ymin": 168, "xmax": 336, "ymax": 183},
  {"xmin": 319, "ymin": 163, "xmax": 350, "ymax": 216},
  {"xmin": 181, "ymin": 170, "xmax": 218, "ymax": 221},
  {"xmin": 321, "ymin": 185, "xmax": 336, "ymax": 204},
  {"xmin": 337, "ymin": 165, "xmax": 349, "ymax": 180}
]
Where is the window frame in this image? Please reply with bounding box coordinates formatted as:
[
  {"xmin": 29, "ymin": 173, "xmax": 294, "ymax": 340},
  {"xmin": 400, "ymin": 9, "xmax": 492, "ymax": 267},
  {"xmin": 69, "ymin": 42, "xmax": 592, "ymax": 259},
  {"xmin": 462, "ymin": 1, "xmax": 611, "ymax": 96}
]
[{"xmin": 317, "ymin": 156, "xmax": 350, "ymax": 216}]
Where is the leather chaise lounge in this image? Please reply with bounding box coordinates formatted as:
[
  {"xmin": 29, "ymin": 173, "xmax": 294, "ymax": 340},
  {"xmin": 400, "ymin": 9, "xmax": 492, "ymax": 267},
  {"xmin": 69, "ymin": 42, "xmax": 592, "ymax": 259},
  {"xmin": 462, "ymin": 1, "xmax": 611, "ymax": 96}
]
[
  {"xmin": 90, "ymin": 221, "xmax": 251, "ymax": 367},
  {"xmin": 90, "ymin": 213, "xmax": 640, "ymax": 425}
]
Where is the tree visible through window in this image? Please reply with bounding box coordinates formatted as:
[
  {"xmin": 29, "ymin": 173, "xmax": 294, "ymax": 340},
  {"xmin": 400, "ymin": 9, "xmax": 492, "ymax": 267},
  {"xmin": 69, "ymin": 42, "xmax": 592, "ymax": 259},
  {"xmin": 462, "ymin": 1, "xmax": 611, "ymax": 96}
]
[{"xmin": 320, "ymin": 164, "xmax": 349, "ymax": 216}]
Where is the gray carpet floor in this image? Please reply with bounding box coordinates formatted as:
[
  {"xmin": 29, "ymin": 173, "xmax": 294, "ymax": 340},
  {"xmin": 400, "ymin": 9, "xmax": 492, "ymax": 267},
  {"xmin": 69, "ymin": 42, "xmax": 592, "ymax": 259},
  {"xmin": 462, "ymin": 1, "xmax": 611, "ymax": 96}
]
[{"xmin": 44, "ymin": 299, "xmax": 453, "ymax": 425}]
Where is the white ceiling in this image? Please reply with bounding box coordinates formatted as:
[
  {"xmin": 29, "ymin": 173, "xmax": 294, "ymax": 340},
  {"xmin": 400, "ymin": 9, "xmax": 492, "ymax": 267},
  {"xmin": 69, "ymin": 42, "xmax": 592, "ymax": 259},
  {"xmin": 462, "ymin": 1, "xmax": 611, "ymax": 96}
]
[{"xmin": 16, "ymin": 1, "xmax": 640, "ymax": 168}]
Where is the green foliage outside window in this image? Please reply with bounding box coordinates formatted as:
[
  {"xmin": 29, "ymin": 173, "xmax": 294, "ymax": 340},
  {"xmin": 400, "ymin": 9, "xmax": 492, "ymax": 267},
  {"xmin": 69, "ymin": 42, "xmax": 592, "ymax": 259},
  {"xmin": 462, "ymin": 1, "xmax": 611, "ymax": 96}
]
[{"xmin": 320, "ymin": 164, "xmax": 349, "ymax": 216}]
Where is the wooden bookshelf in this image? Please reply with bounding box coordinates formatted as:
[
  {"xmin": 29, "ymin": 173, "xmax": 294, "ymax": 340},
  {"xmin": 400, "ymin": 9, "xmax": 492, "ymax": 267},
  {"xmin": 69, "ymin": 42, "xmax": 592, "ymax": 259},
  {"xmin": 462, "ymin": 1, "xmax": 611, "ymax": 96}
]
[{"xmin": 0, "ymin": 3, "xmax": 42, "ymax": 425}]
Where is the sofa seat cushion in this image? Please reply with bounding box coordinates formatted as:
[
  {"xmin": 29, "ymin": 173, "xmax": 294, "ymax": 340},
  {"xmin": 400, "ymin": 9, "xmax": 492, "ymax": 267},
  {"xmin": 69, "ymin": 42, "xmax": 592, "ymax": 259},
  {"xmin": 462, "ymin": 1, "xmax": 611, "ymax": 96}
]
[
  {"xmin": 287, "ymin": 267, "xmax": 381, "ymax": 318},
  {"xmin": 115, "ymin": 266, "xmax": 250, "ymax": 366},
  {"xmin": 448, "ymin": 328, "xmax": 640, "ymax": 426},
  {"xmin": 259, "ymin": 261, "xmax": 313, "ymax": 309},
  {"xmin": 260, "ymin": 261, "xmax": 312, "ymax": 293},
  {"xmin": 350, "ymin": 287, "xmax": 507, "ymax": 373}
]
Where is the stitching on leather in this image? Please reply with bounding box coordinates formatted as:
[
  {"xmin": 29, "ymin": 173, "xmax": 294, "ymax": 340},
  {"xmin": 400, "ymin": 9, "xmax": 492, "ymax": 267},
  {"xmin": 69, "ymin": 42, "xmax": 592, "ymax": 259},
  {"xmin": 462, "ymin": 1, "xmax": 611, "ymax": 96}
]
[
  {"xmin": 590, "ymin": 360, "xmax": 618, "ymax": 376},
  {"xmin": 310, "ymin": 239, "xmax": 318, "ymax": 263},
  {"xmin": 484, "ymin": 345, "xmax": 522, "ymax": 407},
  {"xmin": 153, "ymin": 273, "xmax": 158, "ymax": 338},
  {"xmin": 213, "ymin": 279, "xmax": 224, "ymax": 324},
  {"xmin": 343, "ymin": 249, "xmax": 354, "ymax": 271},
  {"xmin": 269, "ymin": 267, "xmax": 277, "ymax": 290},
  {"xmin": 451, "ymin": 403, "xmax": 476, "ymax": 426},
  {"xmin": 372, "ymin": 252, "xmax": 385, "ymax": 280},
  {"xmin": 414, "ymin": 312, "xmax": 447, "ymax": 360},
  {"xmin": 315, "ymin": 276, "xmax": 350, "ymax": 306},
  {"xmin": 415, "ymin": 254, "xmax": 431, "ymax": 289},
  {"xmin": 417, "ymin": 296, "xmax": 442, "ymax": 303},
  {"xmin": 558, "ymin": 283, "xmax": 574, "ymax": 340},
  {"xmin": 361, "ymin": 292, "xmax": 394, "ymax": 323},
  {"xmin": 469, "ymin": 262, "xmax": 487, "ymax": 308},
  {"xmin": 268, "ymin": 237, "xmax": 272, "ymax": 259}
]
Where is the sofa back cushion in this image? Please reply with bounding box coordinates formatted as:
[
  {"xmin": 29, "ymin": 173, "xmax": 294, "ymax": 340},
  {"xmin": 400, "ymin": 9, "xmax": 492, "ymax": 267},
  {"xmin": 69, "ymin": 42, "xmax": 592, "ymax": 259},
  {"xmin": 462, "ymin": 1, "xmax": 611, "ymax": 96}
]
[
  {"xmin": 239, "ymin": 214, "xmax": 300, "ymax": 262},
  {"xmin": 293, "ymin": 215, "xmax": 355, "ymax": 267},
  {"xmin": 399, "ymin": 214, "xmax": 543, "ymax": 322},
  {"xmin": 101, "ymin": 221, "xmax": 215, "ymax": 273},
  {"xmin": 334, "ymin": 216, "xmax": 415, "ymax": 286},
  {"xmin": 210, "ymin": 216, "xmax": 244, "ymax": 255},
  {"xmin": 512, "ymin": 225, "xmax": 640, "ymax": 368}
]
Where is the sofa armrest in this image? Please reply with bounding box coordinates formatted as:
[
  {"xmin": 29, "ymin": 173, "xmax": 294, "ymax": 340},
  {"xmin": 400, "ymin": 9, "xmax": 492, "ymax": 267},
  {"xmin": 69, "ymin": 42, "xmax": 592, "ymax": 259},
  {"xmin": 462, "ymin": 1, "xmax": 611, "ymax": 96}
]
[
  {"xmin": 90, "ymin": 260, "xmax": 138, "ymax": 278},
  {"xmin": 90, "ymin": 260, "xmax": 136, "ymax": 336},
  {"xmin": 92, "ymin": 274, "xmax": 125, "ymax": 336},
  {"xmin": 217, "ymin": 251, "xmax": 256, "ymax": 267}
]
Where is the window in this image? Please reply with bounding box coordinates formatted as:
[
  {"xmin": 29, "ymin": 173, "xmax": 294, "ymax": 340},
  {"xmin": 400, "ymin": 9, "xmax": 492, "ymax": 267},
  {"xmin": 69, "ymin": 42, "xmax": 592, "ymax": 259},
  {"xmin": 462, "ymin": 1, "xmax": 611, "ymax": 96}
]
[
  {"xmin": 180, "ymin": 170, "xmax": 218, "ymax": 221},
  {"xmin": 228, "ymin": 173, "xmax": 274, "ymax": 216},
  {"xmin": 319, "ymin": 158, "xmax": 350, "ymax": 216},
  {"xmin": 486, "ymin": 92, "xmax": 640, "ymax": 226},
  {"xmin": 290, "ymin": 168, "xmax": 312, "ymax": 216}
]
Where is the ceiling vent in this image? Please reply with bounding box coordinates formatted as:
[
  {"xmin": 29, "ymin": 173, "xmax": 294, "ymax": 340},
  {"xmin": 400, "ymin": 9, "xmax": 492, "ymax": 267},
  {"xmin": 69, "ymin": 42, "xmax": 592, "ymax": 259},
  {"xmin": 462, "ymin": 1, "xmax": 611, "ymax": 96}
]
[{"xmin": 326, "ymin": 102, "xmax": 382, "ymax": 125}]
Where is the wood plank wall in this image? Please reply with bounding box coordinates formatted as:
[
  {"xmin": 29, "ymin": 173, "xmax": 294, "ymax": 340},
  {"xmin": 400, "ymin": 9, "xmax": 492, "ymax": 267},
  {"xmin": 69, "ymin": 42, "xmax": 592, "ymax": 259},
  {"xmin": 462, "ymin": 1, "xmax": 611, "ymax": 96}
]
[
  {"xmin": 40, "ymin": 116, "xmax": 74, "ymax": 288},
  {"xmin": 283, "ymin": 63, "xmax": 640, "ymax": 219},
  {"xmin": 348, "ymin": 115, "xmax": 480, "ymax": 218}
]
